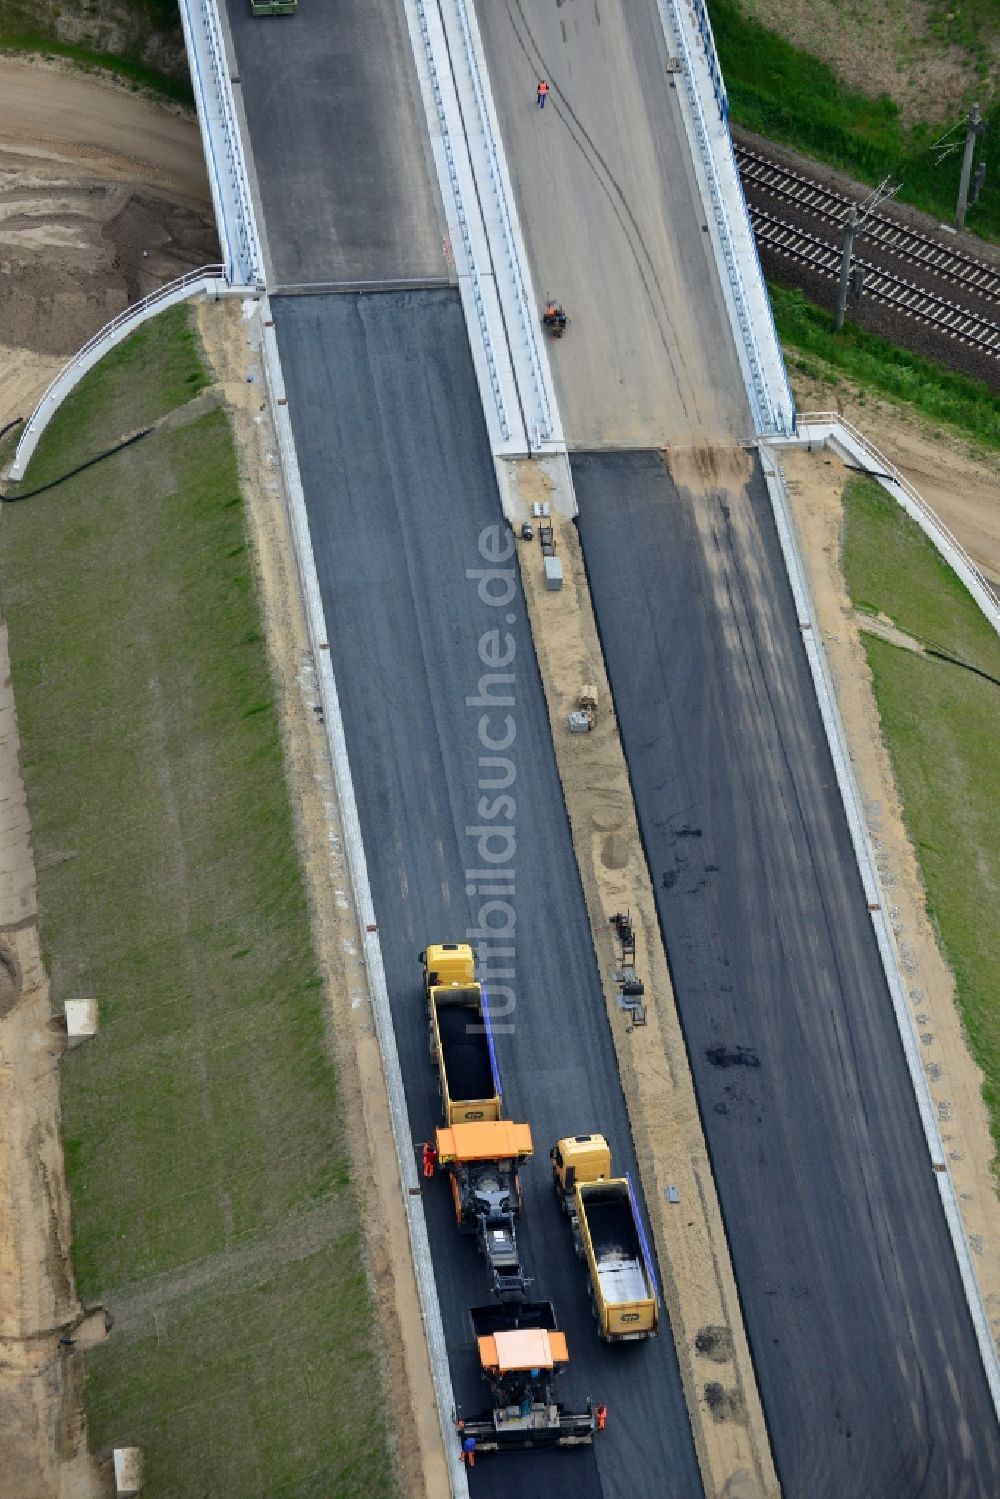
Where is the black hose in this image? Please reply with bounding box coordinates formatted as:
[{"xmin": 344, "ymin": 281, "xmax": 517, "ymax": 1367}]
[
  {"xmin": 925, "ymin": 647, "xmax": 1000, "ymax": 690},
  {"xmin": 0, "ymin": 427, "xmax": 153, "ymax": 502},
  {"xmin": 0, "ymin": 416, "xmax": 24, "ymax": 443}
]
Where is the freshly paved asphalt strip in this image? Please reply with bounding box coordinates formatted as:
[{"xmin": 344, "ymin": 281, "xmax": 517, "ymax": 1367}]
[
  {"xmin": 222, "ymin": 0, "xmax": 445, "ymax": 285},
  {"xmin": 574, "ymin": 448, "xmax": 1000, "ymax": 1499},
  {"xmin": 271, "ymin": 289, "xmax": 703, "ymax": 1499},
  {"xmin": 472, "ymin": 0, "xmax": 751, "ymax": 448}
]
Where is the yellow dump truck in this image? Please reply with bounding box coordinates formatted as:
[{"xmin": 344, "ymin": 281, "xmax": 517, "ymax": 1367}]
[
  {"xmin": 551, "ymin": 1134, "xmax": 659, "ymax": 1341},
  {"xmin": 421, "ymin": 944, "xmax": 501, "ymax": 1125},
  {"xmin": 457, "ymin": 1301, "xmax": 597, "ymax": 1452}
]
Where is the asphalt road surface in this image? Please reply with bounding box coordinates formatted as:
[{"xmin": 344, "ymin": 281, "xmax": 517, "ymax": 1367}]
[
  {"xmin": 574, "ymin": 448, "xmax": 1000, "ymax": 1499},
  {"xmin": 272, "ymin": 289, "xmax": 703, "ymax": 1499},
  {"xmin": 473, "ymin": 0, "xmax": 751, "ymax": 447},
  {"xmin": 223, "ymin": 0, "xmax": 445, "ymax": 286}
]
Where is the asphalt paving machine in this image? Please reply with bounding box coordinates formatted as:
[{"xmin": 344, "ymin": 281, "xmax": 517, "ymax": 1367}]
[{"xmin": 457, "ymin": 1302, "xmax": 597, "ymax": 1452}]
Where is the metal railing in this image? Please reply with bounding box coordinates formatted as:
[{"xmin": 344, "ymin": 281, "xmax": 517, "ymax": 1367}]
[
  {"xmin": 413, "ymin": 0, "xmax": 511, "ymax": 446},
  {"xmin": 10, "ymin": 267, "xmax": 228, "ymax": 482},
  {"xmin": 661, "ymin": 0, "xmax": 790, "ymax": 436},
  {"xmin": 689, "ymin": 0, "xmax": 728, "ymax": 123},
  {"xmin": 451, "ymin": 0, "xmax": 554, "ymax": 447},
  {"xmin": 178, "ymin": 0, "xmax": 263, "ymax": 287}
]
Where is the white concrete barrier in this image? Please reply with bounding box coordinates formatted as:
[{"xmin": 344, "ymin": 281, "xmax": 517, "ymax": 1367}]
[
  {"xmin": 7, "ymin": 268, "xmax": 230, "ymax": 483},
  {"xmin": 773, "ymin": 412, "xmax": 1000, "ymax": 631},
  {"xmin": 177, "ymin": 0, "xmax": 263, "ymax": 287},
  {"xmin": 657, "ymin": 0, "xmax": 796, "ymax": 436},
  {"xmin": 64, "ymin": 999, "xmax": 98, "ymax": 1049}
]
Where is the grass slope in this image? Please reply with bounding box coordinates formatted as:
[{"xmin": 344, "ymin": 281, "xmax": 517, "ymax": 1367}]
[
  {"xmin": 0, "ymin": 305, "xmax": 396, "ymax": 1497},
  {"xmin": 843, "ymin": 475, "xmax": 1000, "ymax": 1177},
  {"xmin": 771, "ymin": 285, "xmax": 1000, "ymax": 451},
  {"xmin": 710, "ymin": 0, "xmax": 999, "ymax": 241},
  {"xmin": 0, "ymin": 0, "xmax": 191, "ymax": 102}
]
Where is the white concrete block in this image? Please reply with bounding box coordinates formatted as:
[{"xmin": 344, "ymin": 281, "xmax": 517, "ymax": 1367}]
[
  {"xmin": 113, "ymin": 1447, "xmax": 143, "ymax": 1496},
  {"xmin": 65, "ymin": 999, "xmax": 98, "ymax": 1048}
]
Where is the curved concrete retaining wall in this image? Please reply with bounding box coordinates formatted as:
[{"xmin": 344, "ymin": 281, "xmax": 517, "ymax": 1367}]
[
  {"xmin": 8, "ymin": 269, "xmax": 230, "ymax": 483},
  {"xmin": 776, "ymin": 413, "xmax": 1000, "ymax": 631}
]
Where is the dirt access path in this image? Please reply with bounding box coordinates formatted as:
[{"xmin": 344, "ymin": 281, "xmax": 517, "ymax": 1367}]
[{"xmin": 0, "ymin": 618, "xmax": 105, "ymax": 1499}]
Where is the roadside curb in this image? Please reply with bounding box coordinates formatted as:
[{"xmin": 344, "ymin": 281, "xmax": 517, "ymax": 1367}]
[
  {"xmin": 759, "ymin": 441, "xmax": 1000, "ymax": 1422},
  {"xmin": 257, "ymin": 297, "xmax": 470, "ymax": 1499}
]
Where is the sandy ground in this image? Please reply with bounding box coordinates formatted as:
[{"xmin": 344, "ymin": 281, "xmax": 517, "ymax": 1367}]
[
  {"xmin": 0, "ymin": 618, "xmax": 106, "ymax": 1499},
  {"xmin": 781, "ymin": 443, "xmax": 1000, "ymax": 1358},
  {"xmin": 791, "ymin": 379, "xmax": 1000, "ymax": 589},
  {"xmin": 0, "ymin": 56, "xmax": 217, "ymax": 433},
  {"xmin": 195, "ymin": 297, "xmax": 446, "ymax": 1499},
  {"xmin": 505, "ymin": 457, "xmax": 779, "ymax": 1499}
]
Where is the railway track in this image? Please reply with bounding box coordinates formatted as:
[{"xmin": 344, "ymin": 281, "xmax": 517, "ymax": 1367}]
[
  {"xmin": 736, "ymin": 142, "xmax": 1000, "ymax": 309},
  {"xmin": 752, "ymin": 207, "xmax": 1000, "ymax": 356},
  {"xmin": 735, "ymin": 142, "xmax": 1000, "ymax": 359}
]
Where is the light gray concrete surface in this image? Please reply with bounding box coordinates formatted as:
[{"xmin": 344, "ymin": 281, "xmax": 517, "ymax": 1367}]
[
  {"xmin": 574, "ymin": 448, "xmax": 1000, "ymax": 1499},
  {"xmin": 222, "ymin": 0, "xmax": 446, "ymax": 286},
  {"xmin": 271, "ymin": 289, "xmax": 704, "ymax": 1499},
  {"xmin": 472, "ymin": 0, "xmax": 752, "ymax": 448}
]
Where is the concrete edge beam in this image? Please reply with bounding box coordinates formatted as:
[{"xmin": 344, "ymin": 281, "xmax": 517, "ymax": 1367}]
[{"xmin": 257, "ymin": 297, "xmax": 470, "ymax": 1498}]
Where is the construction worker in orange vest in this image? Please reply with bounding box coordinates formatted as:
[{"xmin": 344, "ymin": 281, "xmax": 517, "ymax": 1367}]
[
  {"xmin": 422, "ymin": 1141, "xmax": 437, "ymax": 1178},
  {"xmin": 537, "ymin": 79, "xmax": 550, "ymax": 109},
  {"xmin": 595, "ymin": 1403, "xmax": 608, "ymax": 1430}
]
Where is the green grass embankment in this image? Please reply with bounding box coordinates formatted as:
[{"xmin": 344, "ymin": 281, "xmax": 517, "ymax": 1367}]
[
  {"xmin": 770, "ymin": 285, "xmax": 1000, "ymax": 451},
  {"xmin": 843, "ymin": 475, "xmax": 1000, "ymax": 1178},
  {"xmin": 0, "ymin": 304, "xmax": 396, "ymax": 1498},
  {"xmin": 709, "ymin": 0, "xmax": 999, "ymax": 242}
]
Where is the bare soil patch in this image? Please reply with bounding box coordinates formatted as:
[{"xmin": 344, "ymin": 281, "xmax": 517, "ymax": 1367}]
[
  {"xmin": 0, "ymin": 54, "xmax": 216, "ymax": 420},
  {"xmin": 790, "ymin": 373, "xmax": 1000, "ymax": 586},
  {"xmin": 744, "ymin": 0, "xmax": 997, "ymax": 125}
]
